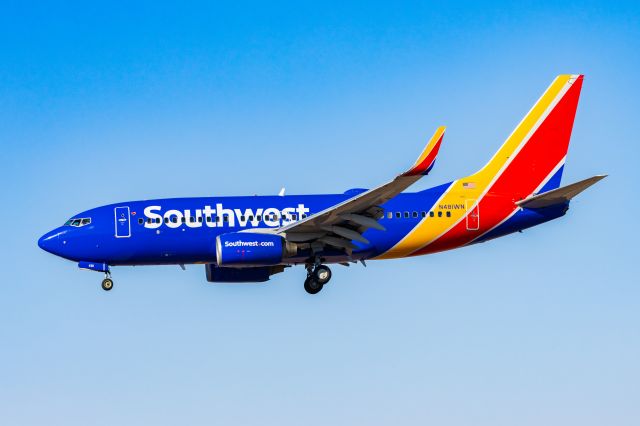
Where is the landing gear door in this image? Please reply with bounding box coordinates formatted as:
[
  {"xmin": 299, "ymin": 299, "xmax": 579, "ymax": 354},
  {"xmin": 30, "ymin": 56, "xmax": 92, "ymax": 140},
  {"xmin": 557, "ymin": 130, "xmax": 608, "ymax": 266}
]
[
  {"xmin": 465, "ymin": 199, "xmax": 480, "ymax": 231},
  {"xmin": 114, "ymin": 206, "xmax": 131, "ymax": 238}
]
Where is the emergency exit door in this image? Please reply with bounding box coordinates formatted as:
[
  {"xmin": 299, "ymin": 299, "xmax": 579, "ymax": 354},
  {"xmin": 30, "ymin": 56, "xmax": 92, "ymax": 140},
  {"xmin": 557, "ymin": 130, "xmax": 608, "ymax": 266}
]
[{"xmin": 114, "ymin": 206, "xmax": 131, "ymax": 238}]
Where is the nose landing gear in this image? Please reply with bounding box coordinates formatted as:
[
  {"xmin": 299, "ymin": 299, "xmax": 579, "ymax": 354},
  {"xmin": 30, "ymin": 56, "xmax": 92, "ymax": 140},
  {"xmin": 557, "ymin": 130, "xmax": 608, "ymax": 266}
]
[
  {"xmin": 101, "ymin": 273, "xmax": 114, "ymax": 291},
  {"xmin": 304, "ymin": 263, "xmax": 332, "ymax": 294}
]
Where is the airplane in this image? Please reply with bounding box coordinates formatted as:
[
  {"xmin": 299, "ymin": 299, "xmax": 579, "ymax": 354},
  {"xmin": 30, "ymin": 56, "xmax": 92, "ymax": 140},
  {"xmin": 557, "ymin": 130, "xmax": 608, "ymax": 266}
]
[{"xmin": 38, "ymin": 74, "xmax": 605, "ymax": 294}]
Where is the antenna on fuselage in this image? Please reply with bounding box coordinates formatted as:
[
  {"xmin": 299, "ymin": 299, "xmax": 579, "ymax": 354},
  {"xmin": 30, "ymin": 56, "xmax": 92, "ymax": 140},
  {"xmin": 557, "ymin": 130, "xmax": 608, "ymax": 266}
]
[{"xmin": 278, "ymin": 187, "xmax": 286, "ymax": 196}]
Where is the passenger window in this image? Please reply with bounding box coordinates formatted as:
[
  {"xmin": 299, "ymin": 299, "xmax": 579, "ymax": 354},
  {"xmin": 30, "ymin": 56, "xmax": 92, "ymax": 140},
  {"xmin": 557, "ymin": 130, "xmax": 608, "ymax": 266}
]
[
  {"xmin": 429, "ymin": 211, "xmax": 434, "ymax": 217},
  {"xmin": 165, "ymin": 217, "xmax": 169, "ymax": 224},
  {"xmin": 206, "ymin": 216, "xmax": 212, "ymax": 223},
  {"xmin": 198, "ymin": 217, "xmax": 203, "ymax": 223},
  {"xmin": 156, "ymin": 218, "xmax": 161, "ymax": 224},
  {"xmin": 292, "ymin": 214, "xmax": 297, "ymax": 220},
  {"xmin": 249, "ymin": 215, "xmax": 254, "ymax": 221},
  {"xmin": 387, "ymin": 212, "xmax": 393, "ymax": 219},
  {"xmin": 404, "ymin": 212, "xmax": 409, "ymax": 218},
  {"xmin": 412, "ymin": 211, "xmax": 418, "ymax": 218},
  {"xmin": 396, "ymin": 212, "xmax": 401, "ymax": 219},
  {"xmin": 181, "ymin": 217, "xmax": 186, "ymax": 223},
  {"xmin": 138, "ymin": 218, "xmax": 143, "ymax": 225},
  {"xmin": 240, "ymin": 215, "xmax": 245, "ymax": 221},
  {"xmin": 257, "ymin": 215, "xmax": 262, "ymax": 221},
  {"xmin": 147, "ymin": 218, "xmax": 153, "ymax": 223},
  {"xmin": 446, "ymin": 211, "xmax": 451, "ymax": 217},
  {"xmin": 189, "ymin": 216, "xmax": 195, "ymax": 223},
  {"xmin": 223, "ymin": 215, "xmax": 228, "ymax": 222},
  {"xmin": 437, "ymin": 211, "xmax": 442, "ymax": 217},
  {"xmin": 421, "ymin": 211, "xmax": 427, "ymax": 218}
]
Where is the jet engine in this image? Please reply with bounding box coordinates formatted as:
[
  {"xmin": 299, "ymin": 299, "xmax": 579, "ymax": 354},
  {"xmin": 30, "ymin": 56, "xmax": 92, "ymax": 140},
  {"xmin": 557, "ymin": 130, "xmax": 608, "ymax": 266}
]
[{"xmin": 215, "ymin": 232, "xmax": 297, "ymax": 266}]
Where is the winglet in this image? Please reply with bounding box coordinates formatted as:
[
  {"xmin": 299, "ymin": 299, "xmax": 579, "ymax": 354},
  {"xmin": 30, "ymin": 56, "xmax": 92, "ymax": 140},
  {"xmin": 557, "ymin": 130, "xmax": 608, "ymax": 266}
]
[{"xmin": 402, "ymin": 126, "xmax": 446, "ymax": 176}]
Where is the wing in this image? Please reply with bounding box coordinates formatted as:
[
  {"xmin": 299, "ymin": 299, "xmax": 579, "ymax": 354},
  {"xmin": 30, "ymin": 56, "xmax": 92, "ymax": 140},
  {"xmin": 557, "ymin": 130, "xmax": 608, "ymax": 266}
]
[{"xmin": 276, "ymin": 126, "xmax": 446, "ymax": 252}]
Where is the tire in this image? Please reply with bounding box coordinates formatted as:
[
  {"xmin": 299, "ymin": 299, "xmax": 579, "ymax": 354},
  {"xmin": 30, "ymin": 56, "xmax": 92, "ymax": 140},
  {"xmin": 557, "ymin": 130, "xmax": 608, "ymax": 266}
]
[
  {"xmin": 304, "ymin": 277, "xmax": 323, "ymax": 294},
  {"xmin": 314, "ymin": 265, "xmax": 332, "ymax": 285},
  {"xmin": 101, "ymin": 278, "xmax": 114, "ymax": 291}
]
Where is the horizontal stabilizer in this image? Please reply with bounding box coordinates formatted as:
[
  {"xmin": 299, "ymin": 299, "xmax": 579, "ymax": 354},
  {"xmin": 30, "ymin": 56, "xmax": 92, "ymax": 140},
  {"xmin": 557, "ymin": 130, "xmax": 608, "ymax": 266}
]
[{"xmin": 517, "ymin": 175, "xmax": 607, "ymax": 209}]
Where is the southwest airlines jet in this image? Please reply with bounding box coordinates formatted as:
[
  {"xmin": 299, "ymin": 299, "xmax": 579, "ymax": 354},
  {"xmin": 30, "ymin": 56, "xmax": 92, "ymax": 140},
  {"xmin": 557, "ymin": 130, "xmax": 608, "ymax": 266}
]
[{"xmin": 39, "ymin": 75, "xmax": 604, "ymax": 294}]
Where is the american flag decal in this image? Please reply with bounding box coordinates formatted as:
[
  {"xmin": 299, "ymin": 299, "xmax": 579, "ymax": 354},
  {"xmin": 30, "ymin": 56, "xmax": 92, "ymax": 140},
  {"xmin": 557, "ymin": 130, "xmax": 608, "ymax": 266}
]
[{"xmin": 462, "ymin": 182, "xmax": 476, "ymax": 189}]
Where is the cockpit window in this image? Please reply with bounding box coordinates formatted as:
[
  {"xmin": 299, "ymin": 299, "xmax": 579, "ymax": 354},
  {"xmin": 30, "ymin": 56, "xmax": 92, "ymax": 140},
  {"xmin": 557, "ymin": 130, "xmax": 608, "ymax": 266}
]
[{"xmin": 65, "ymin": 217, "xmax": 92, "ymax": 227}]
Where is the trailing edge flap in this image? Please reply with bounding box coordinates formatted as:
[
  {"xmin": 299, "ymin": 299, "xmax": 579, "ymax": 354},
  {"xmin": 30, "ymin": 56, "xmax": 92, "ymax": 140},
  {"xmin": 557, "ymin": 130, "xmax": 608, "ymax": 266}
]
[{"xmin": 516, "ymin": 175, "xmax": 607, "ymax": 209}]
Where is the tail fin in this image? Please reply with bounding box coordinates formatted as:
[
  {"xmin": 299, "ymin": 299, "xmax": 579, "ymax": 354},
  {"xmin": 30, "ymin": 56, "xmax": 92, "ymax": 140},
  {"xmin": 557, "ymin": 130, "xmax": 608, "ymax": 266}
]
[
  {"xmin": 468, "ymin": 74, "xmax": 583, "ymax": 197},
  {"xmin": 375, "ymin": 75, "xmax": 587, "ymax": 258}
]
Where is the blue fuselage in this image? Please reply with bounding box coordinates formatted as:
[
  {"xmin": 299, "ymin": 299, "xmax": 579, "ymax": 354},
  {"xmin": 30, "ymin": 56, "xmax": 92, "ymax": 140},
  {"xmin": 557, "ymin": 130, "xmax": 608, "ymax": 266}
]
[{"xmin": 38, "ymin": 183, "xmax": 567, "ymax": 267}]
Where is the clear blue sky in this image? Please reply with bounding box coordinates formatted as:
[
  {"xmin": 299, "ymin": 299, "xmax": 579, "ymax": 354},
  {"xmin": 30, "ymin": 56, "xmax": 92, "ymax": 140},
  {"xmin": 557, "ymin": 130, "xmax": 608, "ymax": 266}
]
[{"xmin": 1, "ymin": 1, "xmax": 638, "ymax": 425}]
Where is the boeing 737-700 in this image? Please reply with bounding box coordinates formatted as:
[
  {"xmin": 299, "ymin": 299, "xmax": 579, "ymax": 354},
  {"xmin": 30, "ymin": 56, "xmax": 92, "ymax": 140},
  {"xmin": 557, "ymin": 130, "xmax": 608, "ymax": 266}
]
[{"xmin": 38, "ymin": 74, "xmax": 605, "ymax": 294}]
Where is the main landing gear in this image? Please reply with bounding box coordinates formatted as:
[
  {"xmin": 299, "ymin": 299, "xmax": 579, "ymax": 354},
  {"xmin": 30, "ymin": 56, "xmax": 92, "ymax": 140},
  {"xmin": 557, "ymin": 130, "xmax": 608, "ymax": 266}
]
[
  {"xmin": 101, "ymin": 273, "xmax": 114, "ymax": 291},
  {"xmin": 304, "ymin": 263, "xmax": 332, "ymax": 295}
]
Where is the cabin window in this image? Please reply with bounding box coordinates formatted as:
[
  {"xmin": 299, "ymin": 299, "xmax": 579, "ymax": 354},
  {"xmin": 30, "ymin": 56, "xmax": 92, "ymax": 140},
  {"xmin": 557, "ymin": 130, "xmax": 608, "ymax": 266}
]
[
  {"xmin": 240, "ymin": 215, "xmax": 245, "ymax": 221},
  {"xmin": 257, "ymin": 215, "xmax": 262, "ymax": 221},
  {"xmin": 404, "ymin": 212, "xmax": 409, "ymax": 218},
  {"xmin": 429, "ymin": 211, "xmax": 434, "ymax": 217},
  {"xmin": 395, "ymin": 212, "xmax": 401, "ymax": 219},
  {"xmin": 171, "ymin": 217, "xmax": 178, "ymax": 223},
  {"xmin": 164, "ymin": 217, "xmax": 169, "ymax": 224},
  {"xmin": 437, "ymin": 211, "xmax": 442, "ymax": 217},
  {"xmin": 446, "ymin": 211, "xmax": 451, "ymax": 217},
  {"xmin": 291, "ymin": 214, "xmax": 297, "ymax": 220},
  {"xmin": 181, "ymin": 217, "xmax": 186, "ymax": 223},
  {"xmin": 156, "ymin": 218, "xmax": 161, "ymax": 224},
  {"xmin": 387, "ymin": 212, "xmax": 393, "ymax": 219},
  {"xmin": 412, "ymin": 211, "xmax": 418, "ymax": 218},
  {"xmin": 421, "ymin": 211, "xmax": 427, "ymax": 218},
  {"xmin": 223, "ymin": 215, "xmax": 229, "ymax": 222},
  {"xmin": 138, "ymin": 218, "xmax": 143, "ymax": 225},
  {"xmin": 198, "ymin": 216, "xmax": 203, "ymax": 223}
]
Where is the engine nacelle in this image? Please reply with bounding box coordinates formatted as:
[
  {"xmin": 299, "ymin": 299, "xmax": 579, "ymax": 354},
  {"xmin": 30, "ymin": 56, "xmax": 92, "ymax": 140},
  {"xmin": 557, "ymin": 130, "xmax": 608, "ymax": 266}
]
[{"xmin": 215, "ymin": 232, "xmax": 296, "ymax": 266}]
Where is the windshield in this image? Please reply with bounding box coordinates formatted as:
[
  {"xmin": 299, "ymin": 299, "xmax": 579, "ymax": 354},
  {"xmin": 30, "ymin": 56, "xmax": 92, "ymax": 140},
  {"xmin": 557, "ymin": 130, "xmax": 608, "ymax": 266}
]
[{"xmin": 64, "ymin": 217, "xmax": 92, "ymax": 227}]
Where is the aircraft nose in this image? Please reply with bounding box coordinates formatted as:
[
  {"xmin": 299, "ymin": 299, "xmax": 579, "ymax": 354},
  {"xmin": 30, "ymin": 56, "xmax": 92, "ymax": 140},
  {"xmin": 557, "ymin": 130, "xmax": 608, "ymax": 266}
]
[{"xmin": 38, "ymin": 229, "xmax": 60, "ymax": 254}]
